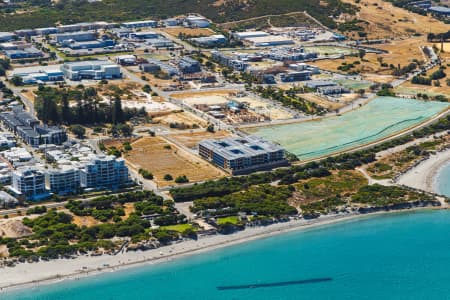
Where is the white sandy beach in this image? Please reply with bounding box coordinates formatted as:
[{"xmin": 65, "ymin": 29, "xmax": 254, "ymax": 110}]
[
  {"xmin": 0, "ymin": 212, "xmax": 376, "ymax": 292},
  {"xmin": 396, "ymin": 148, "xmax": 450, "ymax": 194}
]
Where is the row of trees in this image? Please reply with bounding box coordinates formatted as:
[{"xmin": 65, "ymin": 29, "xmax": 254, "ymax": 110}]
[
  {"xmin": 34, "ymin": 86, "xmax": 146, "ymax": 126},
  {"xmin": 254, "ymin": 86, "xmax": 327, "ymax": 115}
]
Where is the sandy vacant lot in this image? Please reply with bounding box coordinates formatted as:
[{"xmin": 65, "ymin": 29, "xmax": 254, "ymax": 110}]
[
  {"xmin": 161, "ymin": 27, "xmax": 215, "ymax": 37},
  {"xmin": 301, "ymin": 93, "xmax": 354, "ymax": 111},
  {"xmin": 125, "ymin": 137, "xmax": 226, "ymax": 187},
  {"xmin": 169, "ymin": 130, "xmax": 232, "ymax": 149},
  {"xmin": 171, "ymin": 90, "xmax": 238, "ymax": 105},
  {"xmin": 340, "ymin": 0, "xmax": 449, "ymax": 39},
  {"xmin": 153, "ymin": 111, "xmax": 208, "ymax": 128}
]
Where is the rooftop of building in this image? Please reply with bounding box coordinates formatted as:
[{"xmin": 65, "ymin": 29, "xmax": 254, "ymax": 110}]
[{"xmin": 200, "ymin": 136, "xmax": 284, "ymax": 160}]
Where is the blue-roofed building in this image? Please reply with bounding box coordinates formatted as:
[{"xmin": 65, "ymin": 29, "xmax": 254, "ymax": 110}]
[
  {"xmin": 62, "ymin": 39, "xmax": 115, "ymax": 50},
  {"xmin": 4, "ymin": 47, "xmax": 43, "ymax": 59},
  {"xmin": 199, "ymin": 136, "xmax": 289, "ymax": 175}
]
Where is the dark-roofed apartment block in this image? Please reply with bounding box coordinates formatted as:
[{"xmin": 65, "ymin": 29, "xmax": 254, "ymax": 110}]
[
  {"xmin": 0, "ymin": 107, "xmax": 67, "ymax": 147},
  {"xmin": 199, "ymin": 136, "xmax": 289, "ymax": 175}
]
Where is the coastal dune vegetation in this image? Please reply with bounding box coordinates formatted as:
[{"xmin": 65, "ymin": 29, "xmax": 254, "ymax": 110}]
[
  {"xmin": 0, "ymin": 0, "xmax": 356, "ymax": 31},
  {"xmin": 0, "ymin": 115, "xmax": 449, "ymax": 263}
]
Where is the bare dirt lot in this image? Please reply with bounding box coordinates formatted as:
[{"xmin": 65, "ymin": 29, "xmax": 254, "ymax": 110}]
[
  {"xmin": 152, "ymin": 111, "xmax": 208, "ymax": 128},
  {"xmin": 161, "ymin": 27, "xmax": 215, "ymax": 37},
  {"xmin": 301, "ymin": 93, "xmax": 354, "ymax": 110},
  {"xmin": 125, "ymin": 136, "xmax": 226, "ymax": 187},
  {"xmin": 169, "ymin": 130, "xmax": 232, "ymax": 149}
]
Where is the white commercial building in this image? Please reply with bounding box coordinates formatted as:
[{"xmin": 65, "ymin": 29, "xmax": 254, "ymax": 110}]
[{"xmin": 61, "ymin": 60, "xmax": 122, "ymax": 80}]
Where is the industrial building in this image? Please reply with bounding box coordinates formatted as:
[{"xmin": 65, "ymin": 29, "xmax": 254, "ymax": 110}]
[
  {"xmin": 55, "ymin": 31, "xmax": 96, "ymax": 44},
  {"xmin": 190, "ymin": 34, "xmax": 227, "ymax": 47},
  {"xmin": 245, "ymin": 36, "xmax": 295, "ymax": 47},
  {"xmin": 116, "ymin": 55, "xmax": 137, "ymax": 65},
  {"xmin": 163, "ymin": 18, "xmax": 180, "ymax": 26},
  {"xmin": 199, "ymin": 136, "xmax": 289, "ymax": 175},
  {"xmin": 35, "ymin": 27, "xmax": 58, "ymax": 36},
  {"xmin": 178, "ymin": 57, "xmax": 201, "ymax": 74},
  {"xmin": 140, "ymin": 59, "xmax": 179, "ymax": 76},
  {"xmin": 14, "ymin": 29, "xmax": 37, "ymax": 37},
  {"xmin": 267, "ymin": 48, "xmax": 318, "ymax": 61},
  {"xmin": 0, "ymin": 107, "xmax": 67, "ymax": 147},
  {"xmin": 61, "ymin": 39, "xmax": 115, "ymax": 50},
  {"xmin": 9, "ymin": 168, "xmax": 49, "ymax": 201},
  {"xmin": 61, "ymin": 60, "xmax": 122, "ymax": 80},
  {"xmin": 122, "ymin": 20, "xmax": 157, "ymax": 28},
  {"xmin": 128, "ymin": 31, "xmax": 159, "ymax": 40},
  {"xmin": 0, "ymin": 32, "xmax": 16, "ymax": 42},
  {"xmin": 233, "ymin": 31, "xmax": 269, "ymax": 40},
  {"xmin": 10, "ymin": 65, "xmax": 64, "ymax": 84},
  {"xmin": 79, "ymin": 155, "xmax": 129, "ymax": 190},
  {"xmin": 56, "ymin": 22, "xmax": 112, "ymax": 33},
  {"xmin": 185, "ymin": 16, "xmax": 210, "ymax": 28},
  {"xmin": 211, "ymin": 51, "xmax": 249, "ymax": 71},
  {"xmin": 280, "ymin": 71, "xmax": 312, "ymax": 82},
  {"xmin": 4, "ymin": 47, "xmax": 43, "ymax": 59},
  {"xmin": 146, "ymin": 38, "xmax": 174, "ymax": 48}
]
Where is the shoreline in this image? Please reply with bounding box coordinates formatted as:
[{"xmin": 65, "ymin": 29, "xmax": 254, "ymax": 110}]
[
  {"xmin": 0, "ymin": 207, "xmax": 443, "ymax": 294},
  {"xmin": 396, "ymin": 148, "xmax": 450, "ymax": 194}
]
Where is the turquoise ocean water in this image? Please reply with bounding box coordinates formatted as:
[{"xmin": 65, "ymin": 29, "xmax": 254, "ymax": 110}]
[
  {"xmin": 4, "ymin": 209, "xmax": 450, "ymax": 300},
  {"xmin": 437, "ymin": 162, "xmax": 450, "ymax": 197}
]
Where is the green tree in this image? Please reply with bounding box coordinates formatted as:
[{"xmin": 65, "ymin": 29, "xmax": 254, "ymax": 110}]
[
  {"xmin": 69, "ymin": 124, "xmax": 86, "ymax": 139},
  {"xmin": 112, "ymin": 96, "xmax": 124, "ymax": 124}
]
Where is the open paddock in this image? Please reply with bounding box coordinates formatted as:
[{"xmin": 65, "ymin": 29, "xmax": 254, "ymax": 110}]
[
  {"xmin": 152, "ymin": 111, "xmax": 208, "ymax": 128},
  {"xmin": 125, "ymin": 136, "xmax": 226, "ymax": 187}
]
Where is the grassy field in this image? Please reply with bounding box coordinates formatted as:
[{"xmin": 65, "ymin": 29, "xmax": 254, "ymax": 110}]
[
  {"xmin": 125, "ymin": 137, "xmax": 226, "ymax": 187},
  {"xmin": 160, "ymin": 224, "xmax": 194, "ymax": 232},
  {"xmin": 216, "ymin": 216, "xmax": 240, "ymax": 225}
]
